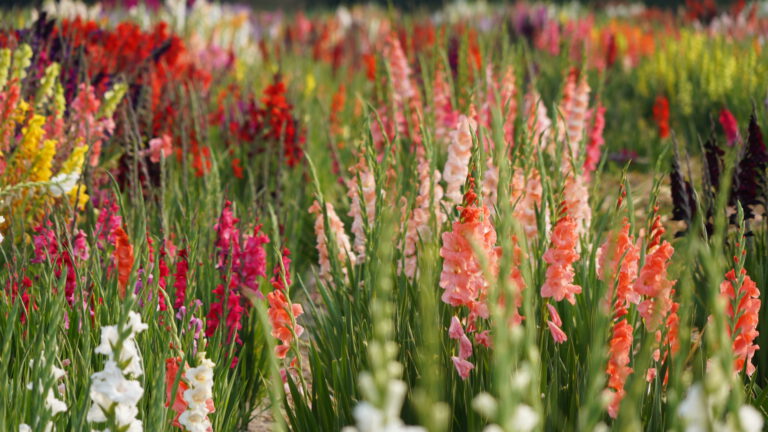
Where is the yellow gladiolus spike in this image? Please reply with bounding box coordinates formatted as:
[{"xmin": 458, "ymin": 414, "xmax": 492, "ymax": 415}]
[
  {"xmin": 305, "ymin": 73, "xmax": 316, "ymax": 98},
  {"xmin": 68, "ymin": 184, "xmax": 89, "ymax": 210},
  {"xmin": 29, "ymin": 139, "xmax": 57, "ymax": 183},
  {"xmin": 61, "ymin": 145, "xmax": 89, "ymax": 175},
  {"xmin": 16, "ymin": 114, "xmax": 46, "ymax": 163}
]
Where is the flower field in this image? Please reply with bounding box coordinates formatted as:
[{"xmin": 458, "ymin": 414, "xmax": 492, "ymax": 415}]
[{"xmin": 2, "ymin": 1, "xmax": 768, "ymax": 430}]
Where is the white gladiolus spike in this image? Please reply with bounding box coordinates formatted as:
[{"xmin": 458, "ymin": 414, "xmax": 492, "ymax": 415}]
[
  {"xmin": 88, "ymin": 312, "xmax": 146, "ymax": 431},
  {"xmin": 179, "ymin": 352, "xmax": 216, "ymax": 432},
  {"xmin": 48, "ymin": 172, "xmax": 80, "ymax": 197}
]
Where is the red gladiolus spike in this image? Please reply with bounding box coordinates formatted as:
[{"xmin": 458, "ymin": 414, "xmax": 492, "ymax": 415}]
[
  {"xmin": 165, "ymin": 357, "xmax": 189, "ymax": 428},
  {"xmin": 112, "ymin": 227, "xmax": 134, "ymax": 299},
  {"xmin": 172, "ymin": 249, "xmax": 189, "ymax": 311},
  {"xmin": 653, "ymin": 96, "xmax": 670, "ymax": 139}
]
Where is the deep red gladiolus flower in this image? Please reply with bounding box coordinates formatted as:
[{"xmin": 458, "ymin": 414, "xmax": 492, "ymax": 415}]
[
  {"xmin": 158, "ymin": 246, "xmax": 169, "ymax": 311},
  {"xmin": 172, "ymin": 249, "xmax": 189, "ymax": 311},
  {"xmin": 652, "ymin": 95, "xmax": 670, "ymax": 139},
  {"xmin": 262, "ymin": 77, "xmax": 305, "ymax": 167}
]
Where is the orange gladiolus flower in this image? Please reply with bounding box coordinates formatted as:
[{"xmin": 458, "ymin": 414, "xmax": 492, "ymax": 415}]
[
  {"xmin": 605, "ymin": 319, "xmax": 633, "ymax": 418},
  {"xmin": 721, "ymin": 268, "xmax": 761, "ymax": 376},
  {"xmin": 165, "ymin": 357, "xmax": 189, "ymax": 428},
  {"xmin": 113, "ymin": 226, "xmax": 134, "ymax": 298}
]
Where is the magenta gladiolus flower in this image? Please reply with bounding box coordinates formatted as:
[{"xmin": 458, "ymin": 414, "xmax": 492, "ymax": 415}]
[
  {"xmin": 719, "ymin": 108, "xmax": 740, "ymax": 146},
  {"xmin": 238, "ymin": 225, "xmax": 269, "ymax": 298}
]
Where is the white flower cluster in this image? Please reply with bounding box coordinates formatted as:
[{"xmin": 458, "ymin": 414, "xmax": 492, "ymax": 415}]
[
  {"xmin": 678, "ymin": 383, "xmax": 763, "ymax": 432},
  {"xmin": 87, "ymin": 311, "xmax": 147, "ymax": 432},
  {"xmin": 41, "ymin": 0, "xmax": 101, "ymax": 21},
  {"xmin": 19, "ymin": 356, "xmax": 67, "ymax": 432},
  {"xmin": 179, "ymin": 353, "xmax": 216, "ymax": 432},
  {"xmin": 0, "ymin": 215, "xmax": 5, "ymax": 243},
  {"xmin": 48, "ymin": 172, "xmax": 80, "ymax": 197},
  {"xmin": 342, "ymin": 375, "xmax": 425, "ymax": 432},
  {"xmin": 473, "ymin": 392, "xmax": 539, "ymax": 432}
]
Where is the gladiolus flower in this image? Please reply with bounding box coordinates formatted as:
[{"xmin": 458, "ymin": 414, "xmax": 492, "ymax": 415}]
[
  {"xmin": 440, "ymin": 183, "xmax": 499, "ymax": 378},
  {"xmin": 94, "ymin": 197, "xmax": 122, "ymax": 245},
  {"xmin": 524, "ymin": 88, "xmax": 552, "ymax": 151},
  {"xmin": 362, "ymin": 53, "xmax": 376, "ymax": 82},
  {"xmin": 448, "ymin": 316, "xmax": 464, "ymax": 339},
  {"xmin": 346, "ymin": 155, "xmax": 376, "ymax": 261},
  {"xmin": 605, "ymin": 319, "xmax": 633, "ymax": 418},
  {"xmin": 214, "ymin": 200, "xmax": 240, "ymax": 270},
  {"xmin": 653, "ymin": 95, "xmax": 670, "ymax": 139},
  {"xmin": 433, "ymin": 65, "xmax": 459, "ymax": 143},
  {"xmin": 583, "ymin": 103, "xmax": 606, "ymax": 181},
  {"xmin": 166, "ymin": 354, "xmax": 216, "ymax": 432},
  {"xmin": 383, "ymin": 34, "xmax": 423, "ymax": 146},
  {"xmin": 309, "ymin": 200, "xmax": 356, "ymax": 282},
  {"xmin": 541, "ymin": 213, "xmax": 581, "ymax": 305},
  {"xmin": 634, "ymin": 216, "xmax": 676, "ymax": 331},
  {"xmin": 559, "ymin": 70, "xmax": 590, "ymax": 161},
  {"xmin": 439, "ymin": 184, "xmax": 500, "ymax": 322},
  {"xmin": 500, "ymin": 65, "xmax": 518, "ymax": 146},
  {"xmin": 166, "ymin": 357, "xmax": 189, "ymax": 428},
  {"xmin": 173, "ymin": 249, "xmax": 189, "ymax": 311},
  {"xmin": 113, "ymin": 226, "xmax": 134, "ymax": 299},
  {"xmin": 447, "ymin": 316, "xmax": 474, "ymax": 364},
  {"xmin": 384, "ymin": 34, "xmax": 415, "ymax": 103},
  {"xmin": 401, "ymin": 158, "xmax": 445, "ymax": 280},
  {"xmin": 720, "ymin": 268, "xmax": 761, "ymax": 376},
  {"xmin": 73, "ymin": 230, "xmax": 90, "ymax": 261},
  {"xmin": 563, "ymin": 174, "xmax": 592, "ymax": 238},
  {"xmin": 443, "ymin": 115, "xmax": 476, "ymax": 205},
  {"xmin": 547, "ymin": 320, "xmax": 568, "ymax": 344},
  {"xmin": 267, "ymin": 290, "xmax": 304, "ymax": 359},
  {"xmin": 271, "ymin": 247, "xmax": 292, "ymax": 291},
  {"xmin": 451, "ymin": 357, "xmax": 475, "ymax": 380},
  {"xmin": 719, "ymin": 108, "xmax": 740, "ymax": 147},
  {"xmin": 148, "ymin": 134, "xmax": 173, "ymax": 163},
  {"xmin": 546, "ymin": 303, "xmax": 568, "ymax": 344},
  {"xmin": 238, "ymin": 225, "xmax": 269, "ymax": 298},
  {"xmin": 510, "ymin": 169, "xmax": 546, "ymax": 239},
  {"xmin": 598, "ymin": 219, "xmax": 640, "ymax": 314},
  {"xmin": 483, "ymin": 159, "xmax": 499, "ymax": 209}
]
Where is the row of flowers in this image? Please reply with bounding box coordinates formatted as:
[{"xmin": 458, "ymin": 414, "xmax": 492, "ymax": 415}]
[{"xmin": 1, "ymin": 1, "xmax": 767, "ymax": 431}]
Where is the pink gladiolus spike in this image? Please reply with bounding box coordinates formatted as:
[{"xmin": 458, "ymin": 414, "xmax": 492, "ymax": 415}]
[
  {"xmin": 541, "ymin": 214, "xmax": 582, "ymax": 305},
  {"xmin": 547, "ymin": 303, "xmax": 562, "ymax": 327},
  {"xmin": 475, "ymin": 331, "xmax": 492, "ymax": 348},
  {"xmin": 148, "ymin": 134, "xmax": 173, "ymax": 163},
  {"xmin": 448, "ymin": 316, "xmax": 464, "ymax": 340},
  {"xmin": 459, "ymin": 334, "xmax": 473, "ymax": 360},
  {"xmin": 547, "ymin": 320, "xmax": 568, "ymax": 344},
  {"xmin": 451, "ymin": 357, "xmax": 475, "ymax": 380}
]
